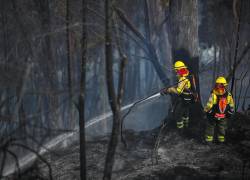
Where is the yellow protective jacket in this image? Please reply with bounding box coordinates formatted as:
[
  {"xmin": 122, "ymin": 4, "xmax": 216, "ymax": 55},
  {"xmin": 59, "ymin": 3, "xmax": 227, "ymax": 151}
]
[
  {"xmin": 177, "ymin": 76, "xmax": 191, "ymax": 94},
  {"xmin": 204, "ymin": 89, "xmax": 234, "ymax": 113},
  {"xmin": 168, "ymin": 76, "xmax": 191, "ymax": 95}
]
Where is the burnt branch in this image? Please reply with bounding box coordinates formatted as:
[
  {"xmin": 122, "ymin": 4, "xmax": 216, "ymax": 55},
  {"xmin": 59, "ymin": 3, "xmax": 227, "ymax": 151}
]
[{"xmin": 115, "ymin": 7, "xmax": 169, "ymax": 86}]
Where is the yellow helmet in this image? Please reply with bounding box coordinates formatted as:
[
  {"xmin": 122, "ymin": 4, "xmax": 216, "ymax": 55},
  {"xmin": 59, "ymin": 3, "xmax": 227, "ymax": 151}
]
[
  {"xmin": 174, "ymin": 60, "xmax": 187, "ymax": 70},
  {"xmin": 215, "ymin": 76, "xmax": 228, "ymax": 86}
]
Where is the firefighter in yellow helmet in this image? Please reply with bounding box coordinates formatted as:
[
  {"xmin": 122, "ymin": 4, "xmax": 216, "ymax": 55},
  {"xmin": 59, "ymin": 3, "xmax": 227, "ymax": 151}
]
[
  {"xmin": 204, "ymin": 76, "xmax": 234, "ymax": 144},
  {"xmin": 161, "ymin": 60, "xmax": 196, "ymax": 129}
]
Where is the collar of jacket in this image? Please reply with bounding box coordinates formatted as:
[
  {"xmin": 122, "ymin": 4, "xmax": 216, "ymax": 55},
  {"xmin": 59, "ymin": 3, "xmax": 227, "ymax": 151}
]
[
  {"xmin": 177, "ymin": 73, "xmax": 189, "ymax": 79},
  {"xmin": 213, "ymin": 88, "xmax": 226, "ymax": 96}
]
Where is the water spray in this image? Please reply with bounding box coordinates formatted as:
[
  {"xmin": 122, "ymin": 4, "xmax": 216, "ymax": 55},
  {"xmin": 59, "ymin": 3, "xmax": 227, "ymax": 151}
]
[{"xmin": 120, "ymin": 78, "xmax": 189, "ymax": 147}]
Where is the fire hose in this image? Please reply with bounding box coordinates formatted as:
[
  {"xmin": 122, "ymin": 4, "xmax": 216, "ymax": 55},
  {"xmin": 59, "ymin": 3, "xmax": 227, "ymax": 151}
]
[{"xmin": 120, "ymin": 78, "xmax": 189, "ymax": 148}]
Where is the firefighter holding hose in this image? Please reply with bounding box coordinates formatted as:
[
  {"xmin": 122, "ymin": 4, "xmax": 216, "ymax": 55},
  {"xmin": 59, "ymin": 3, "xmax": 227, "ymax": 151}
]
[{"xmin": 161, "ymin": 60, "xmax": 197, "ymax": 129}]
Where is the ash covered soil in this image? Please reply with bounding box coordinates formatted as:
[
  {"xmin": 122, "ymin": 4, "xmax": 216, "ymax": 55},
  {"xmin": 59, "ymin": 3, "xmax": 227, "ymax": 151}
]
[{"xmin": 10, "ymin": 113, "xmax": 250, "ymax": 180}]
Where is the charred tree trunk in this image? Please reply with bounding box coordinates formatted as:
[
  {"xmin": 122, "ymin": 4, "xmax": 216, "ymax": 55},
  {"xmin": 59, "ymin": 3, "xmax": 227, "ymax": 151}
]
[
  {"xmin": 35, "ymin": 0, "xmax": 59, "ymax": 134},
  {"xmin": 169, "ymin": 0, "xmax": 200, "ymax": 96},
  {"xmin": 144, "ymin": 0, "xmax": 154, "ymax": 94},
  {"xmin": 1, "ymin": 0, "xmax": 11, "ymax": 117},
  {"xmin": 103, "ymin": 0, "xmax": 126, "ymax": 179},
  {"xmin": 11, "ymin": 0, "xmax": 37, "ymax": 145},
  {"xmin": 212, "ymin": 46, "xmax": 217, "ymax": 86},
  {"xmin": 168, "ymin": 0, "xmax": 200, "ymax": 92},
  {"xmin": 230, "ymin": 0, "xmax": 242, "ymax": 93},
  {"xmin": 168, "ymin": 0, "xmax": 203, "ymax": 125},
  {"xmin": 144, "ymin": 0, "xmax": 151, "ymax": 43},
  {"xmin": 103, "ymin": 0, "xmax": 119, "ymax": 177},
  {"xmin": 66, "ymin": 0, "xmax": 72, "ymax": 96},
  {"xmin": 78, "ymin": 0, "xmax": 87, "ymax": 179},
  {"xmin": 66, "ymin": 0, "xmax": 73, "ymax": 129},
  {"xmin": 1, "ymin": 0, "xmax": 8, "ymax": 62}
]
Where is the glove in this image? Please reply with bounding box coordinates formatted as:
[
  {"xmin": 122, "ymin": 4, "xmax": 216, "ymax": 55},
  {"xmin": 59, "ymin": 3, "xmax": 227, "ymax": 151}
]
[{"xmin": 160, "ymin": 88, "xmax": 168, "ymax": 96}]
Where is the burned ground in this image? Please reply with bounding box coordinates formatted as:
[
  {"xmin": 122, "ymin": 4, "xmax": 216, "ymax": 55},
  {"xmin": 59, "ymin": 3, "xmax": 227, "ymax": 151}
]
[{"xmin": 6, "ymin": 113, "xmax": 250, "ymax": 180}]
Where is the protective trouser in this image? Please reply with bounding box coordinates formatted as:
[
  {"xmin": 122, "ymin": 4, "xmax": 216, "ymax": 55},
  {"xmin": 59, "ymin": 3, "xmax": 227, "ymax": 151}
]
[
  {"xmin": 175, "ymin": 99, "xmax": 191, "ymax": 129},
  {"xmin": 205, "ymin": 116, "xmax": 227, "ymax": 143}
]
